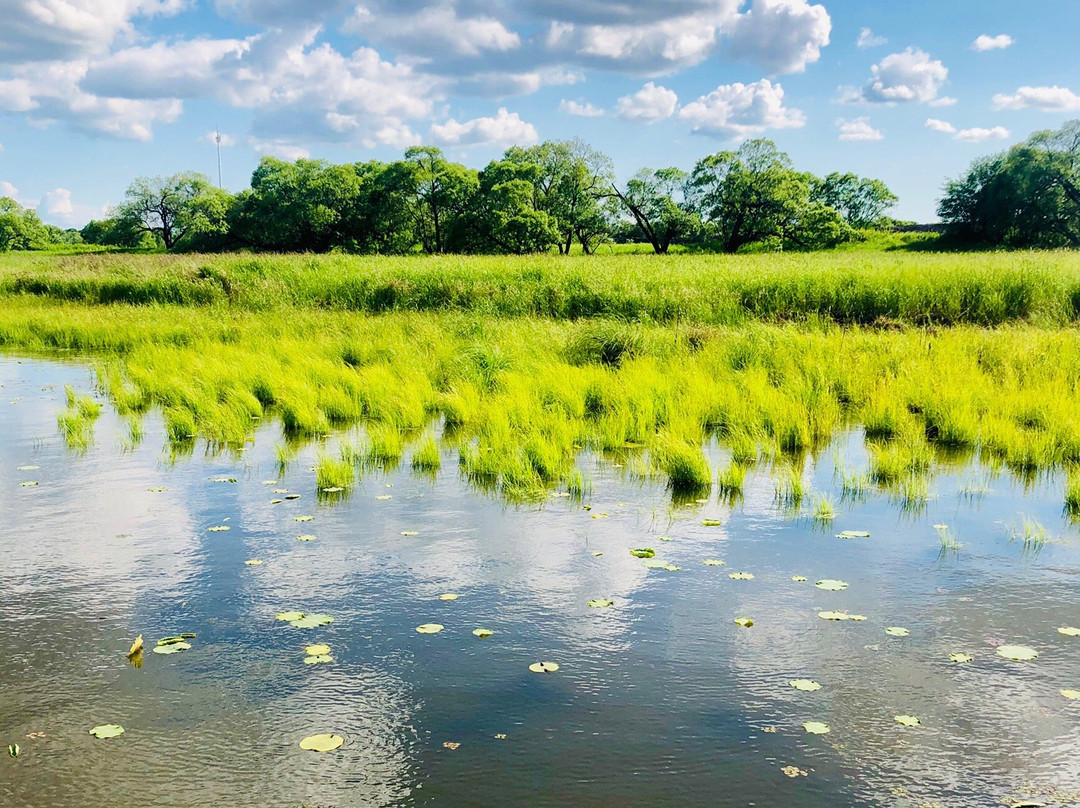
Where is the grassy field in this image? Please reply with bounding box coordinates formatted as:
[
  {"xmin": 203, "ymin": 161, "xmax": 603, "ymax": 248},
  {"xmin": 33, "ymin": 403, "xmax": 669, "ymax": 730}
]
[{"xmin": 2, "ymin": 251, "xmax": 1080, "ymax": 507}]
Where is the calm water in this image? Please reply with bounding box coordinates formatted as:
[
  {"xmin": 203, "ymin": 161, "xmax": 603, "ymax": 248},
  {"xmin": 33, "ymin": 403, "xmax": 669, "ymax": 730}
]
[{"xmin": 2, "ymin": 355, "xmax": 1079, "ymax": 808}]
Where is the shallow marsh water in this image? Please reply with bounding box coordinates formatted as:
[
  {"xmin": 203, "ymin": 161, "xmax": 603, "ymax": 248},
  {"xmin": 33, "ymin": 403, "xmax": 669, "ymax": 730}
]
[{"xmin": 2, "ymin": 355, "xmax": 1079, "ymax": 808}]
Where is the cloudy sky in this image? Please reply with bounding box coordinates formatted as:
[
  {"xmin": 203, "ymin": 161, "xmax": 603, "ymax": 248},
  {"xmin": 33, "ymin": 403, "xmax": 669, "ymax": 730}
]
[{"xmin": 1, "ymin": 0, "xmax": 1078, "ymax": 226}]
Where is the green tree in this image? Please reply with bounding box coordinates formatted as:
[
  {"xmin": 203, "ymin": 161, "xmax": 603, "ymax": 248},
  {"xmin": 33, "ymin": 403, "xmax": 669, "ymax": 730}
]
[
  {"xmin": 811, "ymin": 172, "xmax": 897, "ymax": 228},
  {"xmin": 116, "ymin": 172, "xmax": 230, "ymax": 251},
  {"xmin": 450, "ymin": 159, "xmax": 559, "ymax": 254},
  {"xmin": 0, "ymin": 197, "xmax": 47, "ymax": 251},
  {"xmin": 611, "ymin": 168, "xmax": 698, "ymax": 255},
  {"xmin": 398, "ymin": 147, "xmax": 477, "ymax": 254},
  {"xmin": 688, "ymin": 140, "xmax": 852, "ymax": 253}
]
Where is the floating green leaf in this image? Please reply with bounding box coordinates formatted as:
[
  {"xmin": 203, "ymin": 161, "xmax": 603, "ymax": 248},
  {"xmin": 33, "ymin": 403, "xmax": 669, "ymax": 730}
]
[
  {"xmin": 376, "ymin": 495, "xmax": 392, "ymax": 500},
  {"xmin": 734, "ymin": 617, "xmax": 754, "ymax": 628},
  {"xmin": 89, "ymin": 725, "xmax": 125, "ymax": 739},
  {"xmin": 885, "ymin": 627, "xmax": 910, "ymax": 637},
  {"xmin": 276, "ymin": 611, "xmax": 305, "ymax": 622},
  {"xmin": 147, "ymin": 487, "xmax": 167, "ymax": 493},
  {"xmin": 658, "ymin": 535, "xmax": 673, "ymax": 542},
  {"xmin": 416, "ymin": 623, "xmax": 444, "ymax": 634},
  {"xmin": 304, "ymin": 655, "xmax": 333, "ymax": 665},
  {"xmin": 815, "ymin": 579, "xmax": 848, "ymax": 591},
  {"xmin": 949, "ymin": 653, "xmax": 974, "ymax": 663},
  {"xmin": 17, "ymin": 466, "xmax": 39, "ymax": 471},
  {"xmin": 294, "ymin": 516, "xmax": 314, "ymax": 522},
  {"xmin": 729, "ymin": 572, "xmax": 754, "ymax": 580},
  {"xmin": 701, "ymin": 519, "xmax": 722, "ymax": 527},
  {"xmin": 790, "ymin": 679, "xmax": 822, "ymax": 692},
  {"xmin": 630, "ymin": 548, "xmax": 655, "ymax": 558},
  {"xmin": 299, "ymin": 734, "xmax": 343, "ymax": 752},
  {"xmin": 400, "ymin": 531, "xmax": 419, "ymax": 536},
  {"xmin": 529, "ymin": 661, "xmax": 559, "ymax": 673},
  {"xmin": 296, "ymin": 534, "xmax": 317, "ymax": 542},
  {"xmin": 663, "ymin": 564, "xmax": 681, "ymax": 571},
  {"xmin": 588, "ymin": 599, "xmax": 614, "ymax": 608},
  {"xmin": 438, "ymin": 594, "xmax": 459, "ymax": 601},
  {"xmin": 818, "ymin": 610, "xmax": 852, "ymax": 621},
  {"xmin": 270, "ymin": 499, "xmax": 284, "ymax": 505},
  {"xmin": 702, "ymin": 559, "xmax": 726, "ymax": 566},
  {"xmin": 291, "ymin": 614, "xmax": 334, "ymax": 629},
  {"xmin": 802, "ymin": 722, "xmax": 830, "ymax": 735},
  {"xmin": 996, "ymin": 644, "xmax": 1038, "ymax": 661},
  {"xmin": 19, "ymin": 481, "xmax": 38, "ymax": 487},
  {"xmin": 591, "ymin": 551, "xmax": 603, "ymax": 557},
  {"xmin": 791, "ymin": 576, "xmax": 808, "ymax": 582},
  {"xmin": 836, "ymin": 530, "xmax": 870, "ymax": 539},
  {"xmin": 208, "ymin": 526, "xmax": 229, "ymax": 532},
  {"xmin": 245, "ymin": 559, "xmax": 264, "ymax": 566},
  {"xmin": 152, "ymin": 641, "xmax": 191, "ymax": 655},
  {"xmin": 1062, "ymin": 689, "xmax": 1080, "ymax": 700},
  {"xmin": 305, "ymin": 644, "xmax": 330, "ymax": 656},
  {"xmin": 472, "ymin": 628, "xmax": 493, "ymax": 638},
  {"xmin": 156, "ymin": 636, "xmax": 186, "ymax": 646},
  {"xmin": 894, "ymin": 715, "xmax": 920, "ymax": 727},
  {"xmin": 1058, "ymin": 626, "xmax": 1080, "ymax": 637},
  {"xmin": 285, "ymin": 494, "xmax": 300, "ymax": 500}
]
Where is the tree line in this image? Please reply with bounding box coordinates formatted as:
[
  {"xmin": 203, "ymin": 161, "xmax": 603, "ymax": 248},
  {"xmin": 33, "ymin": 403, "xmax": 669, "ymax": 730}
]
[{"xmin": 1, "ymin": 139, "xmax": 900, "ymax": 255}]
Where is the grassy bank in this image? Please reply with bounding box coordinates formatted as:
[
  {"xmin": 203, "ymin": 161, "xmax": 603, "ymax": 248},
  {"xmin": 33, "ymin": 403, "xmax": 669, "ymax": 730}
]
[
  {"xmin": 3, "ymin": 250, "xmax": 1080, "ymax": 326},
  {"xmin": 3, "ymin": 254, "xmax": 1080, "ymax": 506}
]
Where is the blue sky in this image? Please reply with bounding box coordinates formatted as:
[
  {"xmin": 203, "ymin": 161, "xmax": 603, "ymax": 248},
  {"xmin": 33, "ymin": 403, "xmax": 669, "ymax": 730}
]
[{"xmin": 2, "ymin": 0, "xmax": 1079, "ymax": 227}]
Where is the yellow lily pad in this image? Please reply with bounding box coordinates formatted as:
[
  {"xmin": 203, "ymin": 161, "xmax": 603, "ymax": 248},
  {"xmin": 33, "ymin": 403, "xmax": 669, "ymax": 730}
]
[
  {"xmin": 949, "ymin": 653, "xmax": 974, "ymax": 663},
  {"xmin": 438, "ymin": 593, "xmax": 459, "ymax": 601},
  {"xmin": 245, "ymin": 559, "xmax": 264, "ymax": 566},
  {"xmin": 304, "ymin": 655, "xmax": 333, "ymax": 665},
  {"xmin": 885, "ymin": 627, "xmax": 910, "ymax": 637},
  {"xmin": 416, "ymin": 623, "xmax": 444, "ymax": 634},
  {"xmin": 815, "ymin": 579, "xmax": 848, "ymax": 591},
  {"xmin": 296, "ymin": 534, "xmax": 317, "ymax": 542},
  {"xmin": 729, "ymin": 572, "xmax": 754, "ymax": 580},
  {"xmin": 894, "ymin": 715, "xmax": 920, "ymax": 727},
  {"xmin": 790, "ymin": 679, "xmax": 822, "ymax": 692},
  {"xmin": 472, "ymin": 628, "xmax": 493, "ymax": 638},
  {"xmin": 802, "ymin": 722, "xmax": 830, "ymax": 735},
  {"xmin": 89, "ymin": 724, "xmax": 125, "ymax": 739},
  {"xmin": 734, "ymin": 617, "xmax": 754, "ymax": 628},
  {"xmin": 588, "ymin": 599, "xmax": 614, "ymax": 608},
  {"xmin": 1062, "ymin": 689, "xmax": 1080, "ymax": 700},
  {"xmin": 996, "ymin": 644, "xmax": 1038, "ymax": 661},
  {"xmin": 305, "ymin": 644, "xmax": 331, "ymax": 656},
  {"xmin": 702, "ymin": 559, "xmax": 726, "ymax": 566},
  {"xmin": 276, "ymin": 611, "xmax": 305, "ymax": 622},
  {"xmin": 1058, "ymin": 626, "xmax": 1080, "ymax": 637},
  {"xmin": 529, "ymin": 661, "xmax": 559, "ymax": 673},
  {"xmin": 208, "ymin": 526, "xmax": 229, "ymax": 532},
  {"xmin": 299, "ymin": 734, "xmax": 343, "ymax": 752}
]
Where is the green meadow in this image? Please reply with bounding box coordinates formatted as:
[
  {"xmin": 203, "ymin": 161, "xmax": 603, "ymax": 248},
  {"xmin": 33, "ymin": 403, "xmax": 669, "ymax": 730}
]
[{"xmin": 3, "ymin": 250, "xmax": 1080, "ymax": 507}]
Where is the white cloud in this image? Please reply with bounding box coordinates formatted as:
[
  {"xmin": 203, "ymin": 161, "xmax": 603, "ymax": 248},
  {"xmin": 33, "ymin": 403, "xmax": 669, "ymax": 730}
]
[
  {"xmin": 928, "ymin": 96, "xmax": 957, "ymax": 107},
  {"xmin": 726, "ymin": 0, "xmax": 831, "ymax": 74},
  {"xmin": 430, "ymin": 107, "xmax": 538, "ymax": 147},
  {"xmin": 954, "ymin": 126, "xmax": 1009, "ymax": 142},
  {"xmin": 247, "ymin": 137, "xmax": 310, "ymax": 160},
  {"xmin": 972, "ymin": 34, "xmax": 1013, "ymax": 52},
  {"xmin": 43, "ymin": 188, "xmax": 74, "ymax": 216},
  {"xmin": 856, "ymin": 27, "xmax": 886, "ymax": 49},
  {"xmin": 993, "ymin": 85, "xmax": 1080, "ymax": 112},
  {"xmin": 836, "ymin": 116, "xmax": 883, "ymax": 141},
  {"xmin": 560, "ymin": 99, "xmax": 605, "ymax": 117},
  {"xmin": 615, "ymin": 82, "xmax": 678, "ymax": 123},
  {"xmin": 848, "ymin": 47, "xmax": 948, "ymax": 104},
  {"xmin": 924, "ymin": 118, "xmax": 956, "ymax": 134},
  {"xmin": 0, "ymin": 181, "xmax": 20, "ymax": 200},
  {"xmin": 344, "ymin": 4, "xmax": 520, "ymax": 58},
  {"xmin": 679, "ymin": 78, "xmax": 805, "ymax": 139}
]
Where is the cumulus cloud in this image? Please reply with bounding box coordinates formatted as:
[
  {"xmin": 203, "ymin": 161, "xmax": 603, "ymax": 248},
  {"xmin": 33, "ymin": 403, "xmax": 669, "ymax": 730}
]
[
  {"xmin": 954, "ymin": 126, "xmax": 1009, "ymax": 142},
  {"xmin": 726, "ymin": 0, "xmax": 830, "ymax": 74},
  {"xmin": 202, "ymin": 130, "xmax": 236, "ymax": 146},
  {"xmin": 430, "ymin": 107, "xmax": 538, "ymax": 147},
  {"xmin": 560, "ymin": 99, "xmax": 605, "ymax": 117},
  {"xmin": 247, "ymin": 137, "xmax": 311, "ymax": 160},
  {"xmin": 42, "ymin": 187, "xmax": 74, "ymax": 216},
  {"xmin": 845, "ymin": 47, "xmax": 948, "ymax": 104},
  {"xmin": 928, "ymin": 96, "xmax": 957, "ymax": 107},
  {"xmin": 679, "ymin": 78, "xmax": 805, "ymax": 139},
  {"xmin": 615, "ymin": 82, "xmax": 678, "ymax": 123},
  {"xmin": 856, "ymin": 27, "xmax": 886, "ymax": 49},
  {"xmin": 924, "ymin": 118, "xmax": 956, "ymax": 133},
  {"xmin": 344, "ymin": 4, "xmax": 521, "ymax": 58},
  {"xmin": 0, "ymin": 181, "xmax": 21, "ymax": 200},
  {"xmin": 972, "ymin": 34, "xmax": 1013, "ymax": 52},
  {"xmin": 993, "ymin": 85, "xmax": 1080, "ymax": 112},
  {"xmin": 836, "ymin": 116, "xmax": 883, "ymax": 141}
]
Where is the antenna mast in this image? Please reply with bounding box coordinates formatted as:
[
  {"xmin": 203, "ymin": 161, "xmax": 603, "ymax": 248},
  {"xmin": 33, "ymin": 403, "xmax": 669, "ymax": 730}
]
[{"xmin": 215, "ymin": 128, "xmax": 223, "ymax": 188}]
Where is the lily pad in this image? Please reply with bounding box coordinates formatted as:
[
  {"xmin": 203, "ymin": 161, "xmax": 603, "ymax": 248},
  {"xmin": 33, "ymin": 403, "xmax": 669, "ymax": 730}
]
[
  {"xmin": 276, "ymin": 611, "xmax": 305, "ymax": 622},
  {"xmin": 208, "ymin": 526, "xmax": 229, "ymax": 532},
  {"xmin": 640, "ymin": 558, "xmax": 669, "ymax": 568},
  {"xmin": 629, "ymin": 548, "xmax": 655, "ymax": 558},
  {"xmin": 818, "ymin": 610, "xmax": 853, "ymax": 621},
  {"xmin": 152, "ymin": 641, "xmax": 191, "ymax": 655},
  {"xmin": 294, "ymin": 516, "xmax": 314, "ymax": 522},
  {"xmin": 400, "ymin": 531, "xmax": 419, "ymax": 537},
  {"xmin": 305, "ymin": 644, "xmax": 331, "ymax": 656},
  {"xmin": 949, "ymin": 653, "xmax": 974, "ymax": 663},
  {"xmin": 781, "ymin": 766, "xmax": 807, "ymax": 778},
  {"xmin": 836, "ymin": 530, "xmax": 870, "ymax": 539},
  {"xmin": 729, "ymin": 572, "xmax": 754, "ymax": 580},
  {"xmin": 472, "ymin": 628, "xmax": 493, "ymax": 638},
  {"xmin": 802, "ymin": 722, "xmax": 830, "ymax": 735},
  {"xmin": 734, "ymin": 617, "xmax": 754, "ymax": 628},
  {"xmin": 663, "ymin": 564, "xmax": 681, "ymax": 571},
  {"xmin": 147, "ymin": 487, "xmax": 167, "ymax": 492},
  {"xmin": 285, "ymin": 494, "xmax": 301, "ymax": 500},
  {"xmin": 1062, "ymin": 689, "xmax": 1080, "ymax": 700},
  {"xmin": 894, "ymin": 715, "xmax": 921, "ymax": 727},
  {"xmin": 658, "ymin": 535, "xmax": 673, "ymax": 542},
  {"xmin": 701, "ymin": 519, "xmax": 722, "ymax": 527},
  {"xmin": 416, "ymin": 623, "xmax": 444, "ymax": 634},
  {"xmin": 815, "ymin": 579, "xmax": 848, "ymax": 591},
  {"xmin": 588, "ymin": 599, "xmax": 614, "ymax": 608},
  {"xmin": 19, "ymin": 481, "xmax": 38, "ymax": 487},
  {"xmin": 529, "ymin": 661, "xmax": 559, "ymax": 673},
  {"xmin": 791, "ymin": 576, "xmax": 808, "ymax": 582},
  {"xmin": 89, "ymin": 724, "xmax": 125, "ymax": 739},
  {"xmin": 790, "ymin": 679, "xmax": 822, "ymax": 692},
  {"xmin": 996, "ymin": 644, "xmax": 1038, "ymax": 661},
  {"xmin": 702, "ymin": 559, "xmax": 726, "ymax": 566},
  {"xmin": 438, "ymin": 594, "xmax": 459, "ymax": 601},
  {"xmin": 591, "ymin": 551, "xmax": 603, "ymax": 557},
  {"xmin": 17, "ymin": 466, "xmax": 39, "ymax": 471},
  {"xmin": 885, "ymin": 627, "xmax": 910, "ymax": 637},
  {"xmin": 376, "ymin": 495, "xmax": 392, "ymax": 500},
  {"xmin": 299, "ymin": 734, "xmax": 343, "ymax": 753},
  {"xmin": 290, "ymin": 614, "xmax": 334, "ymax": 629},
  {"xmin": 245, "ymin": 559, "xmax": 264, "ymax": 566},
  {"xmin": 270, "ymin": 499, "xmax": 284, "ymax": 505},
  {"xmin": 304, "ymin": 655, "xmax": 333, "ymax": 665},
  {"xmin": 322, "ymin": 487, "xmax": 345, "ymax": 493},
  {"xmin": 296, "ymin": 534, "xmax": 317, "ymax": 542},
  {"xmin": 1058, "ymin": 626, "xmax": 1080, "ymax": 637}
]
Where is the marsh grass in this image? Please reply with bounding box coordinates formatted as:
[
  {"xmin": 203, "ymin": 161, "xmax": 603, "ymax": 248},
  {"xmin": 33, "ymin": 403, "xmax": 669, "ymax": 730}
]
[
  {"xmin": 773, "ymin": 463, "xmax": 804, "ymax": 513},
  {"xmin": 1065, "ymin": 469, "xmax": 1080, "ymax": 520},
  {"xmin": 1008, "ymin": 515, "xmax": 1052, "ymax": 558},
  {"xmin": 812, "ymin": 494, "xmax": 837, "ymax": 523},
  {"xmin": 717, "ymin": 461, "xmax": 747, "ymax": 504},
  {"xmin": 57, "ymin": 385, "xmax": 102, "ymax": 452},
  {"xmin": 315, "ymin": 452, "xmax": 355, "ymax": 490},
  {"xmin": 411, "ymin": 437, "xmax": 442, "ymax": 473}
]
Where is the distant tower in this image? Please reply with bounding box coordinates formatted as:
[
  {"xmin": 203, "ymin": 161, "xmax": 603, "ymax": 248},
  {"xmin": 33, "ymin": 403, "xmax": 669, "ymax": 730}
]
[{"xmin": 215, "ymin": 128, "xmax": 223, "ymax": 188}]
